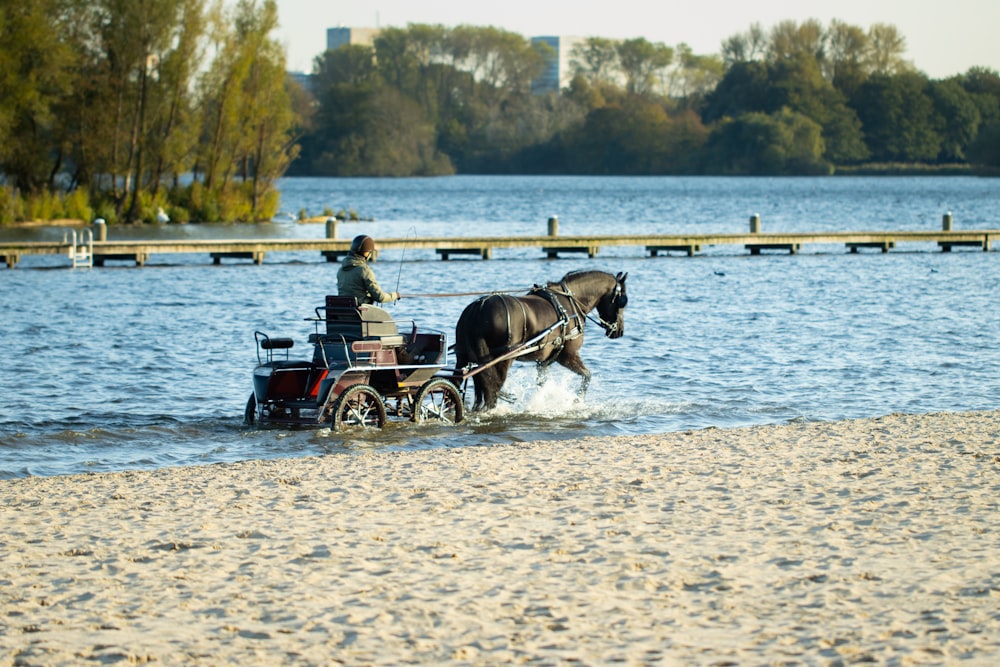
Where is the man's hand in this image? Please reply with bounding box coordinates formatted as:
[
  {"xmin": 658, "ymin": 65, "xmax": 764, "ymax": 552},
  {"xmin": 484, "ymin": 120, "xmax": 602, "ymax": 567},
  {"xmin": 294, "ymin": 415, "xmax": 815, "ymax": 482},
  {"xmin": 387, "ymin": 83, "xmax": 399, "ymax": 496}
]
[{"xmin": 391, "ymin": 292, "xmax": 401, "ymax": 301}]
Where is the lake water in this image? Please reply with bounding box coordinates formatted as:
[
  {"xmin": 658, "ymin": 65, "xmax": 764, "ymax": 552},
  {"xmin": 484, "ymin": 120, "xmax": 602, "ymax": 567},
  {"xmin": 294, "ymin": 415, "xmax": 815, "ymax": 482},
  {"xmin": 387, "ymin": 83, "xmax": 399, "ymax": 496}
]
[{"xmin": 2, "ymin": 176, "xmax": 998, "ymax": 478}]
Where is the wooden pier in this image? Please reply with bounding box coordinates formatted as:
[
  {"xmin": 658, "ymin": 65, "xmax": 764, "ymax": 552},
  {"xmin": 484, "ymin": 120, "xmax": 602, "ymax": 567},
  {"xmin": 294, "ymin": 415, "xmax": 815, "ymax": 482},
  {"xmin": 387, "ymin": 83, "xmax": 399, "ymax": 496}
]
[{"xmin": 1, "ymin": 215, "xmax": 995, "ymax": 269}]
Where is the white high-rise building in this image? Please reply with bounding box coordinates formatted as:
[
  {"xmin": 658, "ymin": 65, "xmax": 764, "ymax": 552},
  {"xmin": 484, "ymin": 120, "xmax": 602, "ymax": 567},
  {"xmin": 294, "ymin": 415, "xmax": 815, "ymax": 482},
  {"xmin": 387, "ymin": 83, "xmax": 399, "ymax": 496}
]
[
  {"xmin": 531, "ymin": 36, "xmax": 584, "ymax": 94},
  {"xmin": 325, "ymin": 27, "xmax": 583, "ymax": 94},
  {"xmin": 326, "ymin": 27, "xmax": 381, "ymax": 52}
]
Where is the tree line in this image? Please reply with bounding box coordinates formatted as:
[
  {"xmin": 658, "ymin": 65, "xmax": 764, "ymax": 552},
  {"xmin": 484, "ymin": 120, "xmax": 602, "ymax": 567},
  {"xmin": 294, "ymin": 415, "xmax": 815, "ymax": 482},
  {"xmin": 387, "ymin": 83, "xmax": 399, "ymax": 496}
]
[
  {"xmin": 2, "ymin": 7, "xmax": 999, "ymax": 224},
  {"xmin": 0, "ymin": 0, "xmax": 301, "ymax": 224},
  {"xmin": 295, "ymin": 20, "xmax": 1000, "ymax": 177}
]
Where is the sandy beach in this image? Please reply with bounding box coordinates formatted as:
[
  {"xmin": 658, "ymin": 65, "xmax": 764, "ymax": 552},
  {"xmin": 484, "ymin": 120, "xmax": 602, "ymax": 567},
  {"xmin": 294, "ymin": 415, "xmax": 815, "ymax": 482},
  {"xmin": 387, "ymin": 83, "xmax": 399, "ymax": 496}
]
[{"xmin": 2, "ymin": 410, "xmax": 998, "ymax": 665}]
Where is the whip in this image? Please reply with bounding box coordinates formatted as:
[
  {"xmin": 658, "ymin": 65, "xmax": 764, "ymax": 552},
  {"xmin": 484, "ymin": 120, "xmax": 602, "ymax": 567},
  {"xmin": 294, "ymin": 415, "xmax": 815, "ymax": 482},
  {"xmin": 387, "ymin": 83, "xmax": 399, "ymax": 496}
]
[{"xmin": 393, "ymin": 227, "xmax": 416, "ymax": 306}]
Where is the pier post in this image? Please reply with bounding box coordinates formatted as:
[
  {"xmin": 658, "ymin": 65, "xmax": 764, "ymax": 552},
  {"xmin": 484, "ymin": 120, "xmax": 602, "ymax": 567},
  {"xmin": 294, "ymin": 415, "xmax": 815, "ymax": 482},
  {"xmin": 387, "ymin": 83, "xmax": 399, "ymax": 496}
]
[
  {"xmin": 326, "ymin": 217, "xmax": 338, "ymax": 239},
  {"xmin": 936, "ymin": 211, "xmax": 986, "ymax": 251},
  {"xmin": 93, "ymin": 218, "xmax": 107, "ymax": 242},
  {"xmin": 548, "ymin": 216, "xmax": 559, "ymax": 237},
  {"xmin": 750, "ymin": 213, "xmax": 761, "ymax": 234}
]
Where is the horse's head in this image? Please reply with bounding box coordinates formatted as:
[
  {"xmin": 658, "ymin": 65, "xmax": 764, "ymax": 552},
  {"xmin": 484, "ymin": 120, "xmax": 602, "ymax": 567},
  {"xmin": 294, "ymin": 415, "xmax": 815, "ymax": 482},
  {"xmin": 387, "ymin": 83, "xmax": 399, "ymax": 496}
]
[{"xmin": 596, "ymin": 271, "xmax": 628, "ymax": 339}]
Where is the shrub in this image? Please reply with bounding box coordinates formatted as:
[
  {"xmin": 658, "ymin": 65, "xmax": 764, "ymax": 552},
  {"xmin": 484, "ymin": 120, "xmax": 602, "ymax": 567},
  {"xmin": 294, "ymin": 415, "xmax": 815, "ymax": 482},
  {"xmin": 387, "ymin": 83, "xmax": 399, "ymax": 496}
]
[{"xmin": 63, "ymin": 188, "xmax": 94, "ymax": 222}]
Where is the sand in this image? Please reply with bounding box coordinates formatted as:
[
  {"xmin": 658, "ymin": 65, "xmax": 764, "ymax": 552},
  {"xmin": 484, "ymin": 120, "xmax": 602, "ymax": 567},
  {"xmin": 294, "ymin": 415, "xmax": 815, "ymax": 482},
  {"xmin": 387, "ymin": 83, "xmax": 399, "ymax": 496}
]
[{"xmin": 2, "ymin": 410, "xmax": 999, "ymax": 665}]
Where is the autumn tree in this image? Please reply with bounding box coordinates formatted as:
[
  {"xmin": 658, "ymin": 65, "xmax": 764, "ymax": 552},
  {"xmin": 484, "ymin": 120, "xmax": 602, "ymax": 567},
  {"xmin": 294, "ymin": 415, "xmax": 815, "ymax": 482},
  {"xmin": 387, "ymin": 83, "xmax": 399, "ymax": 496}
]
[
  {"xmin": 867, "ymin": 23, "xmax": 911, "ymax": 75},
  {"xmin": 0, "ymin": 0, "xmax": 74, "ymax": 193},
  {"xmin": 825, "ymin": 19, "xmax": 869, "ymax": 96},
  {"xmin": 668, "ymin": 44, "xmax": 724, "ymax": 109},
  {"xmin": 617, "ymin": 38, "xmax": 673, "ymax": 96},
  {"xmin": 570, "ymin": 37, "xmax": 620, "ymax": 86},
  {"xmin": 196, "ymin": 0, "xmax": 297, "ymax": 219},
  {"xmin": 767, "ymin": 19, "xmax": 826, "ymax": 65},
  {"xmin": 145, "ymin": 0, "xmax": 207, "ymax": 197},
  {"xmin": 721, "ymin": 23, "xmax": 767, "ymax": 67}
]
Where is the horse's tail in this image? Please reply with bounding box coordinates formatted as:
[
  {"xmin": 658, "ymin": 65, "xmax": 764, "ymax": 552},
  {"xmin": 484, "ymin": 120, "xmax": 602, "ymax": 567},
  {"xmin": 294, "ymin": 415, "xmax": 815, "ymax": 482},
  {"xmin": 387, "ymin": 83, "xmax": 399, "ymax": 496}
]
[
  {"xmin": 455, "ymin": 296, "xmax": 501, "ymax": 410},
  {"xmin": 455, "ymin": 298, "xmax": 483, "ymax": 367}
]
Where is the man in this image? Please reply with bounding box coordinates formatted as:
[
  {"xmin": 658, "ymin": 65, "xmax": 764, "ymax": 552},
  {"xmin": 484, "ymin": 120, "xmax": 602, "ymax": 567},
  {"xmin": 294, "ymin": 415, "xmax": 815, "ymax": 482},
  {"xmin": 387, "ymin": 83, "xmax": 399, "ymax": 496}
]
[{"xmin": 337, "ymin": 235, "xmax": 401, "ymax": 304}]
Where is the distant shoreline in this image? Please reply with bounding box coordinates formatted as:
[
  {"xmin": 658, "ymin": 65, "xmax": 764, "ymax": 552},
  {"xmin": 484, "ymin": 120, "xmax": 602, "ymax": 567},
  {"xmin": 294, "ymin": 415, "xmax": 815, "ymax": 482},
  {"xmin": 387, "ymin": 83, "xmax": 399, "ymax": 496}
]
[{"xmin": 3, "ymin": 167, "xmax": 995, "ymax": 228}]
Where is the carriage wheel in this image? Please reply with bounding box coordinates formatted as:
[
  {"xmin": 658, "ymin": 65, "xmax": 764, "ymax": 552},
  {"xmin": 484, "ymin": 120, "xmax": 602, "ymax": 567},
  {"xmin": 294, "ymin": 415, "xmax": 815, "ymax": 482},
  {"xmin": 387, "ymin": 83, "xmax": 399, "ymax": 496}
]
[
  {"xmin": 413, "ymin": 378, "xmax": 464, "ymax": 424},
  {"xmin": 331, "ymin": 384, "xmax": 387, "ymax": 431},
  {"xmin": 244, "ymin": 392, "xmax": 257, "ymax": 425}
]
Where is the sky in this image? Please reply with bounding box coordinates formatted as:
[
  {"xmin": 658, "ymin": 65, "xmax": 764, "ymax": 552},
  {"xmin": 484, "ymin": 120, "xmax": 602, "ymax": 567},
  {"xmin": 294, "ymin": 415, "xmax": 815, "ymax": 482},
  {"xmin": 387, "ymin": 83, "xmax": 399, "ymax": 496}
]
[{"xmin": 272, "ymin": 0, "xmax": 999, "ymax": 80}]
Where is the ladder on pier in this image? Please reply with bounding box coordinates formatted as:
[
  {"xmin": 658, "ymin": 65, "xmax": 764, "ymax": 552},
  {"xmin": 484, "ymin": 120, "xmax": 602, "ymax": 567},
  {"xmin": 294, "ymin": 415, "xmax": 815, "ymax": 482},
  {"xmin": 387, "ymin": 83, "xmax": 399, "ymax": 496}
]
[{"xmin": 64, "ymin": 228, "xmax": 93, "ymax": 268}]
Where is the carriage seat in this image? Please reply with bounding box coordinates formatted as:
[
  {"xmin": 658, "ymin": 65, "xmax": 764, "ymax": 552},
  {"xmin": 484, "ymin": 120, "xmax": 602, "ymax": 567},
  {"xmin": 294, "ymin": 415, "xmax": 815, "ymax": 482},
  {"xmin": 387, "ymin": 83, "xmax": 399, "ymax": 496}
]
[{"xmin": 324, "ymin": 295, "xmax": 399, "ymax": 340}]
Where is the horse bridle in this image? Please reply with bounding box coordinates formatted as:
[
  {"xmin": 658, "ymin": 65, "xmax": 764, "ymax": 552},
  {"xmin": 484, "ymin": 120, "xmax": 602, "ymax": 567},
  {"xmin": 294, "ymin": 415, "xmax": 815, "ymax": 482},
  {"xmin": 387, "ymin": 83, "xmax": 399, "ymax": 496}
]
[
  {"xmin": 593, "ymin": 279, "xmax": 627, "ymax": 335},
  {"xmin": 548, "ymin": 275, "xmax": 627, "ymax": 336},
  {"xmin": 602, "ymin": 278, "xmax": 629, "ymax": 333}
]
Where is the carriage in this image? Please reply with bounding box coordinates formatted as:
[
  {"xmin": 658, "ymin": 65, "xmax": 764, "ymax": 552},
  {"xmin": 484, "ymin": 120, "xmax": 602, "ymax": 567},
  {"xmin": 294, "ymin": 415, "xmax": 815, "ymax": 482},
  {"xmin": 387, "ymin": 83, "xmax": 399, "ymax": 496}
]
[
  {"xmin": 244, "ymin": 296, "xmax": 464, "ymax": 430},
  {"xmin": 245, "ymin": 271, "xmax": 628, "ymax": 430}
]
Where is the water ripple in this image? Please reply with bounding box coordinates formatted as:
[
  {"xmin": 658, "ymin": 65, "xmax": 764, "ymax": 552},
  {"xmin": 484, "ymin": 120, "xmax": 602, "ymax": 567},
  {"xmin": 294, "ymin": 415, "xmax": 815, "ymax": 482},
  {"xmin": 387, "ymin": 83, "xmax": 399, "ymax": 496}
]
[{"xmin": 2, "ymin": 176, "xmax": 999, "ymax": 477}]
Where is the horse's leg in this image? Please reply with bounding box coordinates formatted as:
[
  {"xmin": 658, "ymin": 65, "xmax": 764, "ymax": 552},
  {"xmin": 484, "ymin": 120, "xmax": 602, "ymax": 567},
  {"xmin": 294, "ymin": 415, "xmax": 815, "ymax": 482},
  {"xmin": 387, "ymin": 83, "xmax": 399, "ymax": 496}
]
[
  {"xmin": 485, "ymin": 360, "xmax": 512, "ymax": 409},
  {"xmin": 536, "ymin": 362, "xmax": 549, "ymax": 387},
  {"xmin": 471, "ymin": 360, "xmax": 505, "ymax": 411},
  {"xmin": 472, "ymin": 374, "xmax": 487, "ymax": 411},
  {"xmin": 556, "ymin": 352, "xmax": 592, "ymax": 401}
]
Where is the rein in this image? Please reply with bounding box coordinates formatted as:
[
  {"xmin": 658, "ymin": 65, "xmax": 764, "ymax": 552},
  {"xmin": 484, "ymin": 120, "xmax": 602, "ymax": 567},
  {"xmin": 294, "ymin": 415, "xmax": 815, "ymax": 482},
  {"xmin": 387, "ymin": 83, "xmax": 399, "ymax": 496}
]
[{"xmin": 399, "ymin": 286, "xmax": 533, "ymax": 298}]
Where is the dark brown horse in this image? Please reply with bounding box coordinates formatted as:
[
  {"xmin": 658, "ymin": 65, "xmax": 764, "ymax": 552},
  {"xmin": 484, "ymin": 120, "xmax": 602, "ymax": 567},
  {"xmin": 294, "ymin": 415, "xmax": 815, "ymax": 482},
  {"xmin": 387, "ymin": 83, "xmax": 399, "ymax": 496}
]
[{"xmin": 454, "ymin": 270, "xmax": 628, "ymax": 411}]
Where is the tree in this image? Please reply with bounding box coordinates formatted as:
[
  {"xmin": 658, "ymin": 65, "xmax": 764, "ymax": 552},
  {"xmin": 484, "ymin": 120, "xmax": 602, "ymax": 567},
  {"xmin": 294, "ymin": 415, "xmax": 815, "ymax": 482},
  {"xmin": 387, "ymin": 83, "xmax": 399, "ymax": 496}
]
[
  {"xmin": 959, "ymin": 67, "xmax": 1000, "ymax": 127},
  {"xmin": 616, "ymin": 37, "xmax": 673, "ymax": 96},
  {"xmin": 967, "ymin": 121, "xmax": 1000, "ymax": 169},
  {"xmin": 768, "ymin": 56, "xmax": 868, "ymax": 164},
  {"xmin": 372, "ymin": 26, "xmax": 422, "ymax": 97},
  {"xmin": 557, "ymin": 94, "xmax": 707, "ymax": 174},
  {"xmin": 0, "ymin": 0, "xmax": 74, "ymax": 193},
  {"xmin": 0, "ymin": 0, "xmax": 301, "ymax": 222},
  {"xmin": 68, "ymin": 0, "xmax": 192, "ymax": 221},
  {"xmin": 868, "ymin": 23, "xmax": 911, "ymax": 75},
  {"xmin": 316, "ymin": 43, "xmax": 377, "ymax": 87},
  {"xmin": 238, "ymin": 24, "xmax": 299, "ymax": 213},
  {"xmin": 668, "ymin": 43, "xmax": 724, "ymax": 109},
  {"xmin": 701, "ymin": 60, "xmax": 771, "ymax": 123},
  {"xmin": 570, "ymin": 37, "xmax": 619, "ymax": 85},
  {"xmin": 852, "ymin": 72, "xmax": 941, "ymax": 162},
  {"xmin": 53, "ymin": 0, "xmax": 213, "ymax": 221},
  {"xmin": 721, "ymin": 23, "xmax": 767, "ymax": 67},
  {"xmin": 826, "ymin": 19, "xmax": 870, "ymax": 96},
  {"xmin": 196, "ymin": 0, "xmax": 298, "ymax": 220},
  {"xmin": 767, "ymin": 19, "xmax": 826, "ymax": 66},
  {"xmin": 308, "ymin": 82, "xmax": 450, "ymax": 176},
  {"xmin": 145, "ymin": 0, "xmax": 207, "ymax": 197},
  {"xmin": 928, "ymin": 79, "xmax": 981, "ymax": 162},
  {"xmin": 704, "ymin": 108, "xmax": 829, "ymax": 175},
  {"xmin": 452, "ymin": 25, "xmax": 545, "ymax": 97}
]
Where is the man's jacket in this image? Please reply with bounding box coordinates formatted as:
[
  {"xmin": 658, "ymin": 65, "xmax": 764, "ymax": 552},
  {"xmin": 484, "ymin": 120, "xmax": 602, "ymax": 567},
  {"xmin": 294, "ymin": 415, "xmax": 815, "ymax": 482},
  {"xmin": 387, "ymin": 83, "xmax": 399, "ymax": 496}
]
[{"xmin": 337, "ymin": 254, "xmax": 393, "ymax": 304}]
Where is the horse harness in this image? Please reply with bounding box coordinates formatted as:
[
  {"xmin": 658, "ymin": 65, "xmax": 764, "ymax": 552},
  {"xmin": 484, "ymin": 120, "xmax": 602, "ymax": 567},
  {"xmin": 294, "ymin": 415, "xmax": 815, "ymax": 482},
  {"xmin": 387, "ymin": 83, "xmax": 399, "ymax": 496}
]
[
  {"xmin": 476, "ymin": 274, "xmax": 625, "ymax": 361},
  {"xmin": 474, "ymin": 284, "xmax": 580, "ymax": 360},
  {"xmin": 537, "ymin": 276, "xmax": 627, "ymax": 338},
  {"xmin": 529, "ymin": 282, "xmax": 585, "ymax": 357}
]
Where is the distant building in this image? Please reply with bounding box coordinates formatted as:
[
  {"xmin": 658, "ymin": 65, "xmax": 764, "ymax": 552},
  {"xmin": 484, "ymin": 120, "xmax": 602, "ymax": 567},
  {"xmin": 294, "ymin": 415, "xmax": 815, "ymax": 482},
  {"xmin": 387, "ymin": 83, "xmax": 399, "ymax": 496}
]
[
  {"xmin": 325, "ymin": 27, "xmax": 582, "ymax": 94},
  {"xmin": 531, "ymin": 36, "xmax": 585, "ymax": 94},
  {"xmin": 326, "ymin": 27, "xmax": 381, "ymax": 52}
]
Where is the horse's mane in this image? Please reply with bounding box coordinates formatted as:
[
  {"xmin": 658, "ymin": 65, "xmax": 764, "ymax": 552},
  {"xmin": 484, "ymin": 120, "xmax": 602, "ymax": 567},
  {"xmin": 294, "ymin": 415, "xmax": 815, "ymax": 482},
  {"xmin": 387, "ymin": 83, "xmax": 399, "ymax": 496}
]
[{"xmin": 548, "ymin": 270, "xmax": 613, "ymax": 289}]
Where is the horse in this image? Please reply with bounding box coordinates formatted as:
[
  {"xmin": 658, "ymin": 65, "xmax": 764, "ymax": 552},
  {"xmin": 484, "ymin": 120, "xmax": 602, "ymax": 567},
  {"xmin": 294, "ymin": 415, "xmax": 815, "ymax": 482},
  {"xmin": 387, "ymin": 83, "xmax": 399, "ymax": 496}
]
[{"xmin": 454, "ymin": 270, "xmax": 628, "ymax": 411}]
